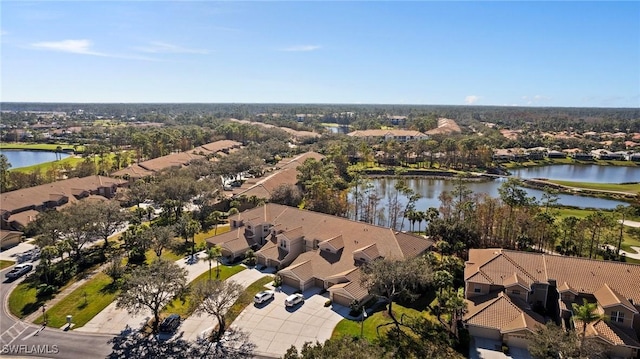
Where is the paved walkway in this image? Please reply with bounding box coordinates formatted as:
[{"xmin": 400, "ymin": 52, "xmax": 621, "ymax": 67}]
[
  {"xmin": 24, "ymin": 262, "xmax": 109, "ymax": 323},
  {"xmin": 77, "ymin": 251, "xmax": 214, "ymax": 334}
]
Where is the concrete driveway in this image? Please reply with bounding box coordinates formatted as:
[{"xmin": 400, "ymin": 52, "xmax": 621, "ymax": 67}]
[
  {"xmin": 231, "ymin": 285, "xmax": 349, "ymax": 358},
  {"xmin": 469, "ymin": 337, "xmax": 532, "ymax": 359}
]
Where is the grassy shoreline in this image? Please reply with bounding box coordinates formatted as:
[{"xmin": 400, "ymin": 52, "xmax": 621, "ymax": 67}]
[{"xmin": 0, "ymin": 142, "xmax": 85, "ymax": 153}]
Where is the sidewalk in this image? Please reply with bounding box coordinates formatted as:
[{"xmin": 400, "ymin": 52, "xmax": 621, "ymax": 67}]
[
  {"xmin": 77, "ymin": 250, "xmax": 216, "ymax": 334},
  {"xmin": 23, "ymin": 262, "xmax": 109, "ymax": 323}
]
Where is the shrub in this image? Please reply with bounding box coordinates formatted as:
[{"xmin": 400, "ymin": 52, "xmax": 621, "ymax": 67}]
[
  {"xmin": 324, "ymin": 300, "xmax": 332, "ymax": 307},
  {"xmin": 273, "ymin": 274, "xmax": 282, "ymax": 287}
]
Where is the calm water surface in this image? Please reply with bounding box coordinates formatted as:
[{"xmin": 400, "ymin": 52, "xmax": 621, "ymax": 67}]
[
  {"xmin": 510, "ymin": 164, "xmax": 640, "ymax": 183},
  {"xmin": 0, "ymin": 150, "xmax": 71, "ymax": 169}
]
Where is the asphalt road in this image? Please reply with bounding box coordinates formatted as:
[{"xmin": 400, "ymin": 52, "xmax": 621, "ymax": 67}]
[{"xmin": 0, "ymin": 267, "xmax": 114, "ymax": 358}]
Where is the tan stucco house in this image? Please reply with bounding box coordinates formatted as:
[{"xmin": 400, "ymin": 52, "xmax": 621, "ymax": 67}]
[
  {"xmin": 206, "ymin": 203, "xmax": 434, "ymax": 307},
  {"xmin": 464, "ymin": 249, "xmax": 640, "ymax": 358}
]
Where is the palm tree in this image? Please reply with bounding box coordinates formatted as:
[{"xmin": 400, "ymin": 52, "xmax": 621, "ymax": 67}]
[
  {"xmin": 572, "ymin": 298, "xmax": 606, "ymax": 355},
  {"xmin": 208, "ymin": 211, "xmax": 223, "ymax": 236},
  {"xmin": 206, "ymin": 245, "xmax": 222, "ymax": 280}
]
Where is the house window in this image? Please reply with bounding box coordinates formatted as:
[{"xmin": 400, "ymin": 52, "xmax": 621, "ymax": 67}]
[
  {"xmin": 611, "ymin": 311, "xmax": 625, "ymax": 323},
  {"xmin": 512, "ymin": 290, "xmax": 521, "ymax": 296},
  {"xmin": 474, "ymin": 285, "xmax": 482, "ymax": 293},
  {"xmin": 280, "ymin": 241, "xmax": 287, "ymax": 249}
]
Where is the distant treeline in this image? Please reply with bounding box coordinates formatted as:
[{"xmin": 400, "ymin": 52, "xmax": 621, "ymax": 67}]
[{"xmin": 2, "ymin": 102, "xmax": 640, "ymax": 133}]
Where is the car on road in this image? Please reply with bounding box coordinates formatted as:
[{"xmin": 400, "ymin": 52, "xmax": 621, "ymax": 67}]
[
  {"xmin": 254, "ymin": 290, "xmax": 275, "ymax": 304},
  {"xmin": 284, "ymin": 293, "xmax": 304, "ymax": 307},
  {"xmin": 5, "ymin": 263, "xmax": 33, "ymax": 279},
  {"xmin": 159, "ymin": 314, "xmax": 181, "ymax": 333}
]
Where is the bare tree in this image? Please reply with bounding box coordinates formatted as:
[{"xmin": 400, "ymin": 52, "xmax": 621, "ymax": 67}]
[
  {"xmin": 191, "ymin": 279, "xmax": 245, "ymax": 341},
  {"xmin": 116, "ymin": 259, "xmax": 187, "ymax": 334}
]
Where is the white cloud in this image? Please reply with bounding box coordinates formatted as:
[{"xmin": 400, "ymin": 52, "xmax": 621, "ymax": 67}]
[
  {"xmin": 522, "ymin": 94, "xmax": 551, "ymax": 105},
  {"xmin": 31, "ymin": 39, "xmax": 104, "ymax": 56},
  {"xmin": 134, "ymin": 41, "xmax": 209, "ymax": 54},
  {"xmin": 30, "ymin": 39, "xmax": 158, "ymax": 61},
  {"xmin": 281, "ymin": 45, "xmax": 321, "ymax": 52},
  {"xmin": 464, "ymin": 95, "xmax": 481, "ymax": 105}
]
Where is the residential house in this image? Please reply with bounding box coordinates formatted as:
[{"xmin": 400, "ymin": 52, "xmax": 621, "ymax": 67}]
[
  {"xmin": 0, "ymin": 230, "xmax": 23, "ymax": 249},
  {"xmin": 547, "ymin": 150, "xmax": 566, "ymax": 159},
  {"xmin": 206, "ymin": 203, "xmax": 434, "ymax": 306},
  {"xmin": 347, "ymin": 129, "xmax": 428, "ymax": 142},
  {"xmin": 464, "ymin": 249, "xmax": 640, "ymax": 358},
  {"xmin": 0, "ymin": 175, "xmax": 126, "ymax": 230}
]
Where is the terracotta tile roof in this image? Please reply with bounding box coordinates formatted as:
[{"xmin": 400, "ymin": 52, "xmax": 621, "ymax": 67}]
[
  {"xmin": 7, "ymin": 209, "xmax": 40, "ymax": 228},
  {"xmin": 112, "ymin": 164, "xmax": 155, "ymax": 179},
  {"xmin": 503, "ymin": 273, "xmax": 531, "ymax": 291},
  {"xmin": 0, "ymin": 175, "xmax": 126, "ymax": 214},
  {"xmin": 208, "ymin": 203, "xmax": 434, "ymax": 290},
  {"xmin": 558, "ymin": 282, "xmax": 577, "ymax": 294},
  {"xmin": 322, "ymin": 235, "xmax": 344, "ymax": 251},
  {"xmin": 594, "ymin": 284, "xmax": 639, "ymax": 313},
  {"xmin": 138, "ymin": 152, "xmax": 204, "ymax": 172},
  {"xmin": 395, "ymin": 232, "xmax": 433, "ymax": 258},
  {"xmin": 465, "ymin": 292, "xmax": 544, "ymax": 333},
  {"xmin": 354, "ymin": 243, "xmax": 380, "ymax": 260},
  {"xmin": 281, "ymin": 259, "xmax": 315, "ymax": 282},
  {"xmin": 347, "ymin": 129, "xmax": 427, "ymax": 138},
  {"xmin": 235, "ymin": 152, "xmax": 324, "ymax": 199},
  {"xmin": 581, "ymin": 319, "xmax": 640, "ymax": 348},
  {"xmin": 466, "ymin": 249, "xmax": 640, "ymax": 305},
  {"xmin": 255, "ymin": 242, "xmax": 288, "ymax": 262},
  {"xmin": 328, "ymin": 270, "xmax": 369, "ymax": 302}
]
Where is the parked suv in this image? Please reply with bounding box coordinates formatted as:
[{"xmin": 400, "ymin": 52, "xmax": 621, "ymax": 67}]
[
  {"xmin": 5, "ymin": 263, "xmax": 33, "ymax": 279},
  {"xmin": 254, "ymin": 290, "xmax": 275, "ymax": 304},
  {"xmin": 159, "ymin": 314, "xmax": 181, "ymax": 333},
  {"xmin": 285, "ymin": 293, "xmax": 304, "ymax": 307}
]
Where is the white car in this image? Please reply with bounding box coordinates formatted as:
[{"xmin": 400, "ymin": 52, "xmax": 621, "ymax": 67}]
[
  {"xmin": 5, "ymin": 263, "xmax": 33, "ymax": 279},
  {"xmin": 254, "ymin": 290, "xmax": 275, "ymax": 304},
  {"xmin": 285, "ymin": 293, "xmax": 304, "ymax": 307}
]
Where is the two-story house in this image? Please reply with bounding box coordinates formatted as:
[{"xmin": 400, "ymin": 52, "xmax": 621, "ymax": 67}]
[
  {"xmin": 206, "ymin": 203, "xmax": 434, "ymax": 307},
  {"xmin": 464, "ymin": 249, "xmax": 640, "ymax": 358}
]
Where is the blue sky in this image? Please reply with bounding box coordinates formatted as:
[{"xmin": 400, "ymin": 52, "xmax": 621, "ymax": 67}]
[{"xmin": 1, "ymin": 1, "xmax": 638, "ymax": 107}]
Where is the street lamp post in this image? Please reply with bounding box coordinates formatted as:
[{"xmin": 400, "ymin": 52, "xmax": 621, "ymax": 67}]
[
  {"xmin": 42, "ymin": 304, "xmax": 47, "ymax": 325},
  {"xmin": 360, "ymin": 306, "xmax": 368, "ymax": 338}
]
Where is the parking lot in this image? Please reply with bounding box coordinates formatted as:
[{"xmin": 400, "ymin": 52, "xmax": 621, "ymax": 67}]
[{"xmin": 231, "ymin": 286, "xmax": 350, "ymax": 358}]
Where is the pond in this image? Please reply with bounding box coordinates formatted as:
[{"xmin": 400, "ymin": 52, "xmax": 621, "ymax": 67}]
[
  {"xmin": 509, "ymin": 164, "xmax": 640, "ymax": 183},
  {"xmin": 370, "ymin": 177, "xmax": 627, "ymax": 213},
  {"xmin": 0, "ymin": 150, "xmax": 71, "ymax": 169}
]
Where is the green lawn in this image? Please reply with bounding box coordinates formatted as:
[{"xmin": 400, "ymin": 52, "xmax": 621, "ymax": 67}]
[
  {"xmin": 332, "ymin": 302, "xmax": 433, "ymax": 340},
  {"xmin": 0, "ymin": 143, "xmax": 84, "ymax": 152},
  {"xmin": 8, "ymin": 281, "xmax": 42, "ymax": 318},
  {"xmin": 225, "ymin": 276, "xmax": 273, "ymax": 326},
  {"xmin": 547, "ymin": 180, "xmax": 640, "ymax": 194},
  {"xmin": 0, "ymin": 260, "xmax": 15, "ymax": 270},
  {"xmin": 9, "ymin": 156, "xmax": 85, "ymax": 173},
  {"xmin": 34, "ymin": 272, "xmax": 119, "ymax": 328},
  {"xmin": 161, "ymin": 264, "xmax": 245, "ymax": 319}
]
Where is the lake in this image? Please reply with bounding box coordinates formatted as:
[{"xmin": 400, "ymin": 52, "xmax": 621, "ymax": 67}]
[
  {"xmin": 509, "ymin": 164, "xmax": 640, "ymax": 183},
  {"xmin": 0, "ymin": 150, "xmax": 71, "ymax": 169}
]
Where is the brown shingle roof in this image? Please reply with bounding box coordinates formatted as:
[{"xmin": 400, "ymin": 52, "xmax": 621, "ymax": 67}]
[
  {"xmin": 111, "ymin": 164, "xmax": 155, "ymax": 179},
  {"xmin": 138, "ymin": 152, "xmax": 204, "ymax": 172}
]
